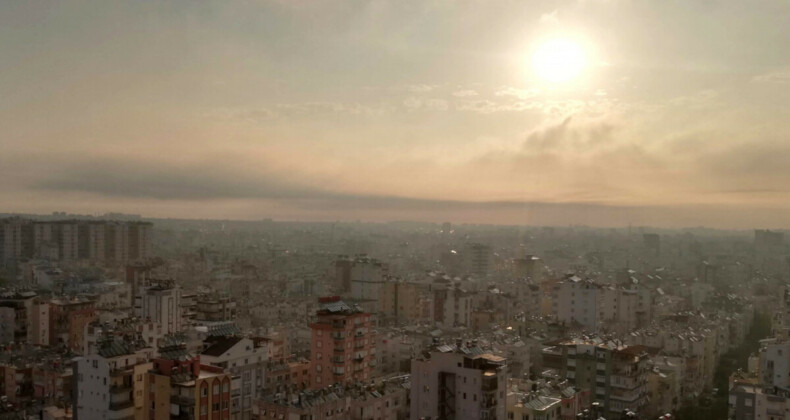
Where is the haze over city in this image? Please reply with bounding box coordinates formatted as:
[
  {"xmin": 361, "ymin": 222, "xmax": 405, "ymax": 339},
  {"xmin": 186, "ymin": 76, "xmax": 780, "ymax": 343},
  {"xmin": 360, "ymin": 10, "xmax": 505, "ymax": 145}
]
[
  {"xmin": 6, "ymin": 3, "xmax": 790, "ymax": 420},
  {"xmin": 3, "ymin": 1, "xmax": 790, "ymax": 227}
]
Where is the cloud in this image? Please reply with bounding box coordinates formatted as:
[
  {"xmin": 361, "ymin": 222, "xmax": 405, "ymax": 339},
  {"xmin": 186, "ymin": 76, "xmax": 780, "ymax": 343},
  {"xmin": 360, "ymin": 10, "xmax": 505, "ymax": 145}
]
[
  {"xmin": 452, "ymin": 89, "xmax": 478, "ymax": 97},
  {"xmin": 207, "ymin": 102, "xmax": 386, "ymax": 123},
  {"xmin": 33, "ymin": 158, "xmax": 329, "ymax": 201},
  {"xmin": 539, "ymin": 10, "xmax": 559, "ymax": 25},
  {"xmin": 752, "ymin": 70, "xmax": 790, "ymax": 84},
  {"xmin": 403, "ymin": 84, "xmax": 439, "ymax": 92},
  {"xmin": 495, "ymin": 87, "xmax": 540, "ymax": 100},
  {"xmin": 522, "ymin": 116, "xmax": 616, "ymax": 152},
  {"xmin": 402, "ymin": 97, "xmax": 448, "ymax": 111}
]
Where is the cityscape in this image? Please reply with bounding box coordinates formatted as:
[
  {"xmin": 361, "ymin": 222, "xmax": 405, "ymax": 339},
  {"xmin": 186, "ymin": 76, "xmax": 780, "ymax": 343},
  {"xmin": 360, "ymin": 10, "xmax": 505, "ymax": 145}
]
[
  {"xmin": 0, "ymin": 215, "xmax": 784, "ymax": 420},
  {"xmin": 3, "ymin": 1, "xmax": 790, "ymax": 420}
]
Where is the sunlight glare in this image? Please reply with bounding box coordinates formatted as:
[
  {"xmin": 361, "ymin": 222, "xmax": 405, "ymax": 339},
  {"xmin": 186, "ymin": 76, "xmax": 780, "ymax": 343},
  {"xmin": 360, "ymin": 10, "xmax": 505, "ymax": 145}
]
[{"xmin": 531, "ymin": 38, "xmax": 588, "ymax": 84}]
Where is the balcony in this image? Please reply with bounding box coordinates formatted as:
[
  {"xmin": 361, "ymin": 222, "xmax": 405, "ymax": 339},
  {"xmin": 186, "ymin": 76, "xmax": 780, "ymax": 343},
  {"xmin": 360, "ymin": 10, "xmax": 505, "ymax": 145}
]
[
  {"xmin": 610, "ymin": 390, "xmax": 643, "ymax": 403},
  {"xmin": 171, "ymin": 395, "xmax": 195, "ymax": 406},
  {"xmin": 110, "ymin": 368, "xmax": 132, "ymax": 377},
  {"xmin": 109, "ymin": 400, "xmax": 134, "ymax": 411},
  {"xmin": 110, "ymin": 384, "xmax": 133, "ymax": 393}
]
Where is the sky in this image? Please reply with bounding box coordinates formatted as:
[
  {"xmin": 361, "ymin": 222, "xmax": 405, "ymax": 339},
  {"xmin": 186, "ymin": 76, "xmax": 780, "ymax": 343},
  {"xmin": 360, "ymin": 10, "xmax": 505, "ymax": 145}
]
[{"xmin": 2, "ymin": 0, "xmax": 790, "ymax": 228}]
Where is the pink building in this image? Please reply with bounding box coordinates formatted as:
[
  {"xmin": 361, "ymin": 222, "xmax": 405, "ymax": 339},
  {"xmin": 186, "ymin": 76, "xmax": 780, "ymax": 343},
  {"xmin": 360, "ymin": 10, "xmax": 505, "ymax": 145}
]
[{"xmin": 309, "ymin": 297, "xmax": 376, "ymax": 388}]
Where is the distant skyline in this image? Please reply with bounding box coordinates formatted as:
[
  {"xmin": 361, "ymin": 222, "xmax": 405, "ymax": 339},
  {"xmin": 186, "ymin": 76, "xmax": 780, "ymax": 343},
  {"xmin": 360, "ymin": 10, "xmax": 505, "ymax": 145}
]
[{"xmin": 3, "ymin": 1, "xmax": 790, "ymax": 228}]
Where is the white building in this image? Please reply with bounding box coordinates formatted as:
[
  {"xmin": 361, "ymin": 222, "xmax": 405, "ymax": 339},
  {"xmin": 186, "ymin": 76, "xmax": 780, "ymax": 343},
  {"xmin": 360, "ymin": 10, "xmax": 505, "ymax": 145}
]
[
  {"xmin": 435, "ymin": 285, "xmax": 472, "ymax": 328},
  {"xmin": 760, "ymin": 339, "xmax": 790, "ymax": 388},
  {"xmin": 135, "ymin": 281, "xmax": 183, "ymax": 335},
  {"xmin": 553, "ymin": 275, "xmax": 598, "ymax": 331},
  {"xmin": 74, "ymin": 337, "xmax": 152, "ymax": 420},
  {"xmin": 201, "ymin": 336, "xmax": 269, "ymax": 420},
  {"xmin": 410, "ymin": 343, "xmax": 507, "ymax": 420}
]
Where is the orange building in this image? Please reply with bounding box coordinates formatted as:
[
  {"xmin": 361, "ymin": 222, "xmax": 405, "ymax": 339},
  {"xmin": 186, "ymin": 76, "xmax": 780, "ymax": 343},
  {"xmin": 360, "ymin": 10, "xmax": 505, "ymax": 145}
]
[
  {"xmin": 145, "ymin": 344, "xmax": 231, "ymax": 420},
  {"xmin": 49, "ymin": 297, "xmax": 96, "ymax": 351}
]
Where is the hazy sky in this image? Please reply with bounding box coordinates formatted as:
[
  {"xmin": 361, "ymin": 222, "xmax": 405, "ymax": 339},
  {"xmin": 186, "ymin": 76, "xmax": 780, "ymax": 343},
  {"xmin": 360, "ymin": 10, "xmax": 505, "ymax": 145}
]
[{"xmin": 2, "ymin": 1, "xmax": 790, "ymax": 228}]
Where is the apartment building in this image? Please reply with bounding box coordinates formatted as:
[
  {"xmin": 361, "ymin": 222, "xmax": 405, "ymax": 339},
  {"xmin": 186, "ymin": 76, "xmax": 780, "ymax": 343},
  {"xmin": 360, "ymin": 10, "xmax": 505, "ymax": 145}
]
[
  {"xmin": 553, "ymin": 275, "xmax": 598, "ymax": 331},
  {"xmin": 201, "ymin": 336, "xmax": 269, "ymax": 420},
  {"xmin": 434, "ymin": 284, "xmax": 472, "ymax": 328},
  {"xmin": 0, "ymin": 218, "xmax": 152, "ymax": 265},
  {"xmin": 145, "ymin": 343, "xmax": 232, "ymax": 420},
  {"xmin": 135, "ymin": 280, "xmax": 183, "ymax": 335},
  {"xmin": 73, "ymin": 336, "xmax": 153, "ymax": 420},
  {"xmin": 310, "ymin": 297, "xmax": 376, "ymax": 388},
  {"xmin": 542, "ymin": 340, "xmax": 649, "ymax": 418},
  {"xmin": 254, "ymin": 378, "xmax": 410, "ymax": 420},
  {"xmin": 410, "ymin": 342, "xmax": 507, "ymax": 420},
  {"xmin": 195, "ymin": 294, "xmax": 237, "ymax": 322}
]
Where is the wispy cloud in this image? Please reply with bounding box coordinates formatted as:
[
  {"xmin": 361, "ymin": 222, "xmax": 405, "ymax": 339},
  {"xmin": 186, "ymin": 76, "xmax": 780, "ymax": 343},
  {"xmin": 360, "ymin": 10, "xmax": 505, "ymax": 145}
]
[
  {"xmin": 452, "ymin": 89, "xmax": 478, "ymax": 97},
  {"xmin": 752, "ymin": 70, "xmax": 790, "ymax": 84},
  {"xmin": 495, "ymin": 87, "xmax": 540, "ymax": 100}
]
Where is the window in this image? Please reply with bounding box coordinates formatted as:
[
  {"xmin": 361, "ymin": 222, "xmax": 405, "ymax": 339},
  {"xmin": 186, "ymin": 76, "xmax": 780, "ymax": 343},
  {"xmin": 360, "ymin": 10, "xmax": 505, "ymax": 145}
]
[{"xmin": 213, "ymin": 403, "xmax": 219, "ymax": 412}]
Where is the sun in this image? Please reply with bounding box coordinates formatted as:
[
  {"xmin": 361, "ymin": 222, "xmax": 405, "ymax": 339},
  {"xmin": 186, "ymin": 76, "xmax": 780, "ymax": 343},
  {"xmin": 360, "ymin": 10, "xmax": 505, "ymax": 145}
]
[{"xmin": 531, "ymin": 38, "xmax": 588, "ymax": 84}]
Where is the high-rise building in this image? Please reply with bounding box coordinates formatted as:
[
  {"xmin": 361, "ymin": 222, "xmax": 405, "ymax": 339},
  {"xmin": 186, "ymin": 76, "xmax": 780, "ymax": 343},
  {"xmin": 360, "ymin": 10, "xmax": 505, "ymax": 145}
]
[
  {"xmin": 410, "ymin": 342, "xmax": 508, "ymax": 420},
  {"xmin": 542, "ymin": 341, "xmax": 649, "ymax": 418},
  {"xmin": 0, "ymin": 218, "xmax": 152, "ymax": 265},
  {"xmin": 349, "ymin": 256, "xmax": 388, "ymax": 302},
  {"xmin": 195, "ymin": 294, "xmax": 237, "ymax": 322},
  {"xmin": 513, "ymin": 255, "xmax": 543, "ymax": 282},
  {"xmin": 553, "ymin": 275, "xmax": 599, "ymax": 331},
  {"xmin": 0, "ymin": 218, "xmax": 24, "ymax": 266},
  {"xmin": 310, "ymin": 297, "xmax": 376, "ymax": 388},
  {"xmin": 135, "ymin": 280, "xmax": 183, "ymax": 335},
  {"xmin": 465, "ymin": 243, "xmax": 492, "ymax": 277}
]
